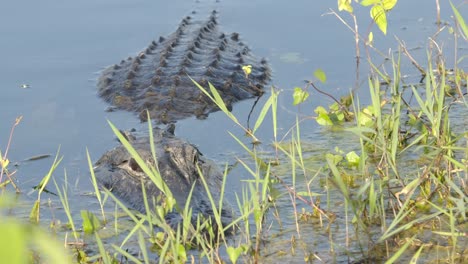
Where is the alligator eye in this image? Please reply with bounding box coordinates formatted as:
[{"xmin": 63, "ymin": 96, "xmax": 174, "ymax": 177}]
[{"xmin": 129, "ymin": 158, "xmax": 143, "ymax": 172}]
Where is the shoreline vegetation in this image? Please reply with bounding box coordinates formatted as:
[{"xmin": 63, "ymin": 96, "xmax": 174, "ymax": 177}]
[{"xmin": 1, "ymin": 1, "xmax": 467, "ymax": 263}]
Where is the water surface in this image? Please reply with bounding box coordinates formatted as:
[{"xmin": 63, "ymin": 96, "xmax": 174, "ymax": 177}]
[{"xmin": 1, "ymin": 0, "xmax": 466, "ymax": 262}]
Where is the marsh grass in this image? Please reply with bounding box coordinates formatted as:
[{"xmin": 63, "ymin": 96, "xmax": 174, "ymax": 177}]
[
  {"xmin": 1, "ymin": 1, "xmax": 467, "ymax": 263},
  {"xmin": 0, "ymin": 116, "xmax": 22, "ymax": 191},
  {"xmin": 78, "ymin": 112, "xmax": 258, "ymax": 263},
  {"xmin": 0, "ymin": 124, "xmax": 72, "ymax": 264}
]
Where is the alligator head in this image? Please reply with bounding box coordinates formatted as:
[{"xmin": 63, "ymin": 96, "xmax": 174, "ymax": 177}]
[{"xmin": 93, "ymin": 125, "xmax": 233, "ymax": 231}]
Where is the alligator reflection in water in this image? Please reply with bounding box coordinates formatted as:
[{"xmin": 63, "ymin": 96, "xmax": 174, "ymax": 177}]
[
  {"xmin": 97, "ymin": 10, "xmax": 271, "ymax": 124},
  {"xmin": 95, "ymin": 11, "xmax": 270, "ymax": 230}
]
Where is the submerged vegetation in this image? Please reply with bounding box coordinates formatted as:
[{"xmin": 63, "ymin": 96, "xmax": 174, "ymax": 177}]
[{"xmin": 1, "ymin": 0, "xmax": 467, "ymax": 263}]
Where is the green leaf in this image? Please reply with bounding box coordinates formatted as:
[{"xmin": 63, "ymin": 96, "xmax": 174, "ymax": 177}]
[
  {"xmin": 317, "ymin": 112, "xmax": 333, "ymax": 126},
  {"xmin": 329, "ymin": 102, "xmax": 340, "ymax": 111},
  {"xmin": 371, "ymin": 4, "xmax": 388, "ymax": 34},
  {"xmin": 338, "ymin": 0, "xmax": 353, "ymax": 13},
  {"xmin": 336, "ymin": 111, "xmax": 345, "ymax": 122},
  {"xmin": 358, "ymin": 108, "xmax": 374, "ymax": 127},
  {"xmin": 29, "ymin": 200, "xmax": 40, "ymax": 223},
  {"xmin": 382, "ymin": 0, "xmax": 398, "ymax": 10},
  {"xmin": 292, "ymin": 87, "xmax": 309, "ymax": 106},
  {"xmin": 346, "ymin": 151, "xmax": 360, "ymax": 166},
  {"xmin": 227, "ymin": 246, "xmax": 244, "ymax": 264},
  {"xmin": 81, "ymin": 210, "xmax": 101, "ymax": 234},
  {"xmin": 326, "ymin": 153, "xmax": 343, "ymax": 165},
  {"xmin": 314, "ymin": 105, "xmax": 328, "ymax": 115},
  {"xmin": 176, "ymin": 244, "xmax": 187, "ymax": 262},
  {"xmin": 314, "ymin": 69, "xmax": 327, "ymax": 83}
]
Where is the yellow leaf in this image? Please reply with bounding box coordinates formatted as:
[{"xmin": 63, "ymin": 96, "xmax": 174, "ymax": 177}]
[
  {"xmin": 314, "ymin": 69, "xmax": 327, "ymax": 83},
  {"xmin": 367, "ymin": 31, "xmax": 374, "ymax": 45},
  {"xmin": 382, "ymin": 0, "xmax": 398, "ymax": 10},
  {"xmin": 242, "ymin": 65, "xmax": 252, "ymax": 77},
  {"xmin": 361, "ymin": 0, "xmax": 378, "ymax": 7},
  {"xmin": 338, "ymin": 0, "xmax": 353, "ymax": 13},
  {"xmin": 370, "ymin": 5, "xmax": 387, "ymax": 34},
  {"xmin": 0, "ymin": 158, "xmax": 9, "ymax": 169}
]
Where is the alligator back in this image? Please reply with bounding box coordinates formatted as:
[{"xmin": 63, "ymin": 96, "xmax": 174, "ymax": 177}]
[{"xmin": 97, "ymin": 10, "xmax": 271, "ymax": 123}]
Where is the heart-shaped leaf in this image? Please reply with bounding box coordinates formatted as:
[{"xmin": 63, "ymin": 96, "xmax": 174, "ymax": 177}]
[
  {"xmin": 227, "ymin": 246, "xmax": 244, "ymax": 264},
  {"xmin": 293, "ymin": 87, "xmax": 309, "ymax": 106}
]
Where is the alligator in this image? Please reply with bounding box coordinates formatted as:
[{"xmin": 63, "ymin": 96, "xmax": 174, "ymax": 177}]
[
  {"xmin": 97, "ymin": 10, "xmax": 271, "ymax": 124},
  {"xmin": 95, "ymin": 10, "xmax": 270, "ymax": 232},
  {"xmin": 94, "ymin": 125, "xmax": 233, "ymax": 231}
]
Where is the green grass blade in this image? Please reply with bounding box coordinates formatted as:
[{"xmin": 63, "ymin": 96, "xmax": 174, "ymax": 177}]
[
  {"xmin": 146, "ymin": 111, "xmax": 160, "ymax": 172},
  {"xmin": 190, "ymin": 77, "xmax": 240, "ymax": 124},
  {"xmin": 53, "ymin": 175, "xmax": 78, "ymax": 239},
  {"xmin": 111, "ymin": 244, "xmax": 143, "ymax": 264},
  {"xmin": 107, "ymin": 120, "xmax": 173, "ymax": 199},
  {"xmin": 137, "ymin": 230, "xmax": 150, "ymax": 264},
  {"xmin": 37, "ymin": 147, "xmax": 63, "ymax": 196},
  {"xmin": 87, "ymin": 148, "xmax": 106, "ymax": 221},
  {"xmin": 252, "ymin": 93, "xmax": 273, "ymax": 135},
  {"xmin": 384, "ymin": 236, "xmax": 415, "ymax": 264},
  {"xmin": 271, "ymin": 87, "xmax": 278, "ymax": 140},
  {"xmin": 94, "ymin": 232, "xmax": 113, "ymax": 264},
  {"xmin": 450, "ymin": 1, "xmax": 468, "ymax": 40}
]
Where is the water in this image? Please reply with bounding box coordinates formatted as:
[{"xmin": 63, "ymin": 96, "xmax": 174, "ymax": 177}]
[{"xmin": 1, "ymin": 0, "xmax": 466, "ymax": 262}]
